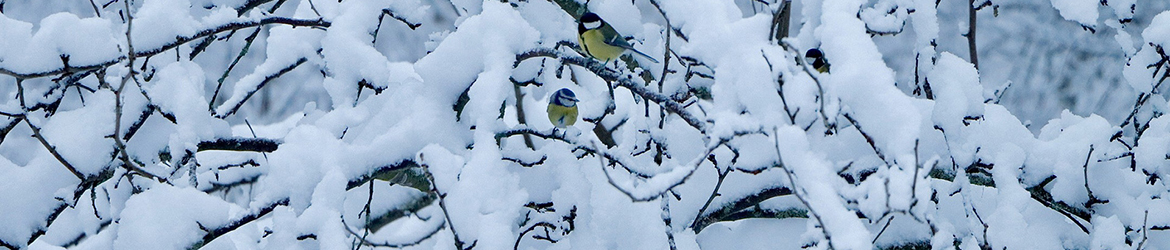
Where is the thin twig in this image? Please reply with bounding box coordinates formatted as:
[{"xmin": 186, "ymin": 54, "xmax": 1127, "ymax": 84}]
[
  {"xmin": 115, "ymin": 0, "xmax": 165, "ymax": 183},
  {"xmin": 660, "ymin": 194, "xmax": 677, "ymax": 250},
  {"xmin": 690, "ymin": 165, "xmax": 729, "ymax": 231},
  {"xmin": 341, "ymin": 212, "xmax": 444, "ymax": 248}
]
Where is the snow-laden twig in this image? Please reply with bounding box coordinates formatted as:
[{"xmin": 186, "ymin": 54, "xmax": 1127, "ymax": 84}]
[
  {"xmin": 24, "ymin": 118, "xmax": 84, "ymax": 180},
  {"xmin": 114, "ymin": 0, "xmax": 165, "ymax": 184},
  {"xmin": 421, "ymin": 161, "xmax": 476, "ymax": 250},
  {"xmin": 196, "ymin": 137, "xmax": 282, "ymax": 152},
  {"xmin": 213, "ymin": 57, "xmax": 308, "ymax": 118},
  {"xmin": 495, "ymin": 126, "xmax": 654, "ymax": 178},
  {"xmin": 190, "ymin": 198, "xmax": 290, "ymax": 250},
  {"xmin": 341, "ymin": 207, "xmax": 444, "ymax": 249},
  {"xmin": 690, "ymin": 184, "xmax": 795, "ymax": 233},
  {"xmin": 598, "ymin": 139, "xmax": 723, "ymax": 202},
  {"xmin": 842, "ymin": 113, "xmax": 889, "ymax": 165},
  {"xmin": 660, "ymin": 194, "xmax": 677, "ymax": 250},
  {"xmin": 0, "ymin": 17, "xmax": 329, "ymax": 80},
  {"xmin": 689, "ymin": 164, "xmax": 729, "ymax": 231}
]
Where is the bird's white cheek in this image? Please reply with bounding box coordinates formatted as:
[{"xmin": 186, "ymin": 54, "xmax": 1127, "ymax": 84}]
[{"xmin": 584, "ymin": 21, "xmax": 601, "ymax": 29}]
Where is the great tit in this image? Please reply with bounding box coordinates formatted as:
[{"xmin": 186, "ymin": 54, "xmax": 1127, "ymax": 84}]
[
  {"xmin": 578, "ymin": 12, "xmax": 660, "ymax": 65},
  {"xmin": 547, "ymin": 88, "xmax": 579, "ymax": 129},
  {"xmin": 805, "ymin": 48, "xmax": 830, "ymax": 73}
]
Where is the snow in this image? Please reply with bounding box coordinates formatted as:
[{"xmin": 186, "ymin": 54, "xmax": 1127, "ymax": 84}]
[
  {"xmin": 820, "ymin": 0, "xmax": 921, "ymax": 165},
  {"xmin": 1050, "ymin": 0, "xmax": 1099, "ymax": 27},
  {"xmin": 775, "ymin": 126, "xmax": 871, "ymax": 250},
  {"xmin": 0, "ymin": 155, "xmax": 78, "ymax": 249},
  {"xmin": 930, "ymin": 52, "xmax": 984, "ymax": 134},
  {"xmin": 131, "ymin": 0, "xmax": 201, "ymax": 50},
  {"xmin": 319, "ymin": 0, "xmax": 422, "ymax": 108},
  {"xmin": 5, "ymin": 0, "xmax": 1170, "ymax": 249},
  {"xmin": 114, "ymin": 184, "xmax": 242, "ymax": 249},
  {"xmin": 1090, "ymin": 216, "xmax": 1126, "ymax": 250},
  {"xmin": 1106, "ymin": 0, "xmax": 1137, "ymax": 21},
  {"xmin": 38, "ymin": 90, "xmax": 116, "ymax": 176},
  {"xmin": 1143, "ymin": 11, "xmax": 1170, "ymax": 48},
  {"xmin": 0, "ymin": 12, "xmax": 120, "ymax": 74},
  {"xmin": 147, "ymin": 61, "xmax": 232, "ymax": 159}
]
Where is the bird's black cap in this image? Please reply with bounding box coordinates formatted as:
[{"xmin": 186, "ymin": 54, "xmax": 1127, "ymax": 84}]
[
  {"xmin": 580, "ymin": 12, "xmax": 601, "ymax": 23},
  {"xmin": 805, "ymin": 48, "xmax": 823, "ymax": 58}
]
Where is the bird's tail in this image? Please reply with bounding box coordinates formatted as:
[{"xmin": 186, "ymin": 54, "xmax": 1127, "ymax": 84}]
[{"xmin": 629, "ymin": 48, "xmax": 660, "ymax": 64}]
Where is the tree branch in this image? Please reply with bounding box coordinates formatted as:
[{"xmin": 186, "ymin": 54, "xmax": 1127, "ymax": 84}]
[
  {"xmin": 691, "ymin": 185, "xmax": 794, "ymax": 233},
  {"xmin": 514, "ymin": 49, "xmax": 708, "ymax": 132},
  {"xmin": 190, "ymin": 198, "xmax": 290, "ymax": 250},
  {"xmin": 0, "ymin": 17, "xmax": 329, "ymax": 80},
  {"xmin": 213, "ymin": 57, "xmax": 308, "ymax": 118},
  {"xmin": 196, "ymin": 137, "xmax": 281, "ymax": 152}
]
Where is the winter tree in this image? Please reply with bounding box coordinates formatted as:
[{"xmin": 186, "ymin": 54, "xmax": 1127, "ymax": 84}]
[{"xmin": 1, "ymin": 0, "xmax": 1169, "ymax": 249}]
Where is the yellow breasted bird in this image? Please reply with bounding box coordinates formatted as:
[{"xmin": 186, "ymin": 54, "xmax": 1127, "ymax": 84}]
[
  {"xmin": 805, "ymin": 48, "xmax": 830, "ymax": 73},
  {"xmin": 548, "ymin": 88, "xmax": 579, "ymax": 128},
  {"xmin": 578, "ymin": 12, "xmax": 659, "ymax": 65}
]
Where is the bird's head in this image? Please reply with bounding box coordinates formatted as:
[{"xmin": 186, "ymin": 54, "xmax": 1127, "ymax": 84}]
[{"xmin": 553, "ymin": 88, "xmax": 578, "ymax": 107}]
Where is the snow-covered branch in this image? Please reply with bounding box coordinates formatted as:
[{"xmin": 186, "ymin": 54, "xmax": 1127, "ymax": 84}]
[
  {"xmin": 0, "ymin": 17, "xmax": 328, "ymax": 80},
  {"xmin": 515, "ymin": 48, "xmax": 708, "ymax": 132},
  {"xmin": 196, "ymin": 137, "xmax": 281, "ymax": 152}
]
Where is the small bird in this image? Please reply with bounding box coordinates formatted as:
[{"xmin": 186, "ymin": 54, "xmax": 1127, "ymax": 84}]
[
  {"xmin": 547, "ymin": 88, "xmax": 579, "ymax": 129},
  {"xmin": 804, "ymin": 48, "xmax": 830, "ymax": 73},
  {"xmin": 578, "ymin": 12, "xmax": 660, "ymax": 65}
]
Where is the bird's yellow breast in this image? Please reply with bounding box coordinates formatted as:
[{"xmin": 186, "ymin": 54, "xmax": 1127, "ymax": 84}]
[
  {"xmin": 580, "ymin": 30, "xmax": 625, "ymax": 62},
  {"xmin": 547, "ymin": 104, "xmax": 578, "ymax": 128}
]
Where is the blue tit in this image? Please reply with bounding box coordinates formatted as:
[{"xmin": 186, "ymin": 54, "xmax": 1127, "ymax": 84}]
[
  {"xmin": 547, "ymin": 88, "xmax": 579, "ymax": 129},
  {"xmin": 804, "ymin": 48, "xmax": 830, "ymax": 73},
  {"xmin": 578, "ymin": 12, "xmax": 660, "ymax": 64}
]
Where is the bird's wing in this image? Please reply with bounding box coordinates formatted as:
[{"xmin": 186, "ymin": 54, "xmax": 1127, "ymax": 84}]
[
  {"xmin": 600, "ymin": 25, "xmax": 637, "ymax": 50},
  {"xmin": 600, "ymin": 24, "xmax": 660, "ymax": 63}
]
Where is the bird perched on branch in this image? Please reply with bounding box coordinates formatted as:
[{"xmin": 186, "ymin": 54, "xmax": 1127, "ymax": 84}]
[
  {"xmin": 578, "ymin": 12, "xmax": 659, "ymax": 65},
  {"xmin": 547, "ymin": 88, "xmax": 579, "ymax": 129},
  {"xmin": 804, "ymin": 48, "xmax": 830, "ymax": 73}
]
